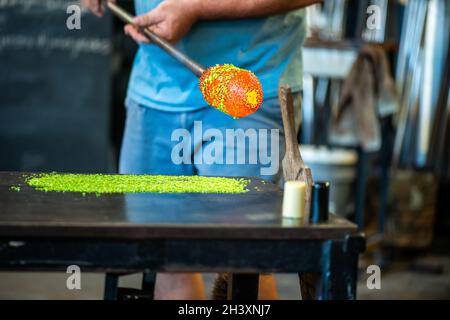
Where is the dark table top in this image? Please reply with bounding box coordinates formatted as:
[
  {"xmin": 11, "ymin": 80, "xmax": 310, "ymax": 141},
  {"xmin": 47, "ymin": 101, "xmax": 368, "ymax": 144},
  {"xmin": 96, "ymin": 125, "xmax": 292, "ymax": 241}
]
[{"xmin": 0, "ymin": 172, "xmax": 357, "ymax": 240}]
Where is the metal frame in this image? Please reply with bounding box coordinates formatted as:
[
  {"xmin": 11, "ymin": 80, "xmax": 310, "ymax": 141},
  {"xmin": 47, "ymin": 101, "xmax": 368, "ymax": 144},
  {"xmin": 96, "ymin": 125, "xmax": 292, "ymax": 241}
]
[{"xmin": 0, "ymin": 234, "xmax": 365, "ymax": 300}]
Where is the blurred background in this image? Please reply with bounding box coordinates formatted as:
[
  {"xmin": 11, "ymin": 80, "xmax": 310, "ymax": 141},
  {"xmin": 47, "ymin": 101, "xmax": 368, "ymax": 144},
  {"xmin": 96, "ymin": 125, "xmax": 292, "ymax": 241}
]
[{"xmin": 0, "ymin": 0, "xmax": 449, "ymax": 299}]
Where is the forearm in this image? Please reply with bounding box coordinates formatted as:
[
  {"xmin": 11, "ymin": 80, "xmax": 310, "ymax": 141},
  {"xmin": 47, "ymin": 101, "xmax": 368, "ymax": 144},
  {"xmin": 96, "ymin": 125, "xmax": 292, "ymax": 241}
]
[{"xmin": 191, "ymin": 0, "xmax": 322, "ymax": 20}]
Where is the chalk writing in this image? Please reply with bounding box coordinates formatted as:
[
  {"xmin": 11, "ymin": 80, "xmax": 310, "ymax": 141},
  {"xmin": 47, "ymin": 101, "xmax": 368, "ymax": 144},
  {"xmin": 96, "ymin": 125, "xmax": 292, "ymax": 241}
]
[{"xmin": 0, "ymin": 34, "xmax": 111, "ymax": 56}]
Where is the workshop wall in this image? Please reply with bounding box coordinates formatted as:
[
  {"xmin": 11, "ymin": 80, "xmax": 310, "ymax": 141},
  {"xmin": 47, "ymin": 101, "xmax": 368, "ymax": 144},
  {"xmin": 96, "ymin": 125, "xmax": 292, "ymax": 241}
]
[{"xmin": 0, "ymin": 0, "xmax": 115, "ymax": 173}]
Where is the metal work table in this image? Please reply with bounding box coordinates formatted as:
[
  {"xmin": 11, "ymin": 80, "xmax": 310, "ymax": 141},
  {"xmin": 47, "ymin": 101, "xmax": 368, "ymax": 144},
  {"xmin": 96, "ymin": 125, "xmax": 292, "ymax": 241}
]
[{"xmin": 0, "ymin": 172, "xmax": 365, "ymax": 300}]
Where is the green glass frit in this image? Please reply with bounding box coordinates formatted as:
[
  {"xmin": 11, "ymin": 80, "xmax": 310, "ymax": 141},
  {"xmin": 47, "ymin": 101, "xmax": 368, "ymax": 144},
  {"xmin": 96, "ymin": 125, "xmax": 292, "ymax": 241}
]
[{"xmin": 23, "ymin": 173, "xmax": 250, "ymax": 194}]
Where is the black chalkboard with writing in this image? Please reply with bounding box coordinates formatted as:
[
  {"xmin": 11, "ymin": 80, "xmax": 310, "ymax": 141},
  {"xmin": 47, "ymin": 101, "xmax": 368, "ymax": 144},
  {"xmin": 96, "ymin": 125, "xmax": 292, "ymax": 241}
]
[{"xmin": 0, "ymin": 0, "xmax": 114, "ymax": 173}]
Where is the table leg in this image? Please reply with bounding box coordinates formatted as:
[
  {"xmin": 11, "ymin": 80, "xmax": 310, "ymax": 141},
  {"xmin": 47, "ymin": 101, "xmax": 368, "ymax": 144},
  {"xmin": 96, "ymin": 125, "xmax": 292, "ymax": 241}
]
[
  {"xmin": 227, "ymin": 273, "xmax": 259, "ymax": 300},
  {"xmin": 320, "ymin": 234, "xmax": 365, "ymax": 300},
  {"xmin": 298, "ymin": 273, "xmax": 320, "ymax": 300},
  {"xmin": 104, "ymin": 273, "xmax": 119, "ymax": 300},
  {"xmin": 141, "ymin": 272, "xmax": 156, "ymax": 299}
]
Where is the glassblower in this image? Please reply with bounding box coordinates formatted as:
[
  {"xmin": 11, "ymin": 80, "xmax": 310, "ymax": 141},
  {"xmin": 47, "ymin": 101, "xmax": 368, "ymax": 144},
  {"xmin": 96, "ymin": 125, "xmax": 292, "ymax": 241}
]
[{"xmin": 107, "ymin": 1, "xmax": 263, "ymax": 118}]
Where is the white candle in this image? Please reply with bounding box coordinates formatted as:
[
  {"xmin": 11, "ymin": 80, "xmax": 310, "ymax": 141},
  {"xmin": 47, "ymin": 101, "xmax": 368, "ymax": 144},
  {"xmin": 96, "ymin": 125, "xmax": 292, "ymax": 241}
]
[{"xmin": 282, "ymin": 181, "xmax": 306, "ymax": 220}]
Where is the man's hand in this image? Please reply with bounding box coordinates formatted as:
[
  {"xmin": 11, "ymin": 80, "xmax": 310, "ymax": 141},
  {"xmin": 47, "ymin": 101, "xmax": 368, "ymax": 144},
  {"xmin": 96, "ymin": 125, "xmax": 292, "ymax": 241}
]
[
  {"xmin": 124, "ymin": 0, "xmax": 198, "ymax": 44},
  {"xmin": 81, "ymin": 0, "xmax": 115, "ymax": 17}
]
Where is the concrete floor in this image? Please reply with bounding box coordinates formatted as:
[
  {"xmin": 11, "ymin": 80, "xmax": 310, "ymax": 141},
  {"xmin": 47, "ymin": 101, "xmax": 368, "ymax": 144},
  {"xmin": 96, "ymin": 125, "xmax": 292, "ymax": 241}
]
[
  {"xmin": 1, "ymin": 255, "xmax": 449, "ymax": 299},
  {"xmin": 356, "ymin": 255, "xmax": 450, "ymax": 300}
]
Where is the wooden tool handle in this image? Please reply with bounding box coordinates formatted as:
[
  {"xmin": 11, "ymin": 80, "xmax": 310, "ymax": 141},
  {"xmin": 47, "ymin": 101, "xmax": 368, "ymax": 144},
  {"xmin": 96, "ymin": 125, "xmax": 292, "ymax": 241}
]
[
  {"xmin": 279, "ymin": 85, "xmax": 302, "ymax": 161},
  {"xmin": 279, "ymin": 85, "xmax": 313, "ymax": 218},
  {"xmin": 107, "ymin": 1, "xmax": 205, "ymax": 77}
]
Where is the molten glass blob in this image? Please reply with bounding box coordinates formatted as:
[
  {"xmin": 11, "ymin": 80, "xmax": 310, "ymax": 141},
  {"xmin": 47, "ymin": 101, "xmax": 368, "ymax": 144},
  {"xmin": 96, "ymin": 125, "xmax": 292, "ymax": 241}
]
[{"xmin": 199, "ymin": 64, "xmax": 263, "ymax": 118}]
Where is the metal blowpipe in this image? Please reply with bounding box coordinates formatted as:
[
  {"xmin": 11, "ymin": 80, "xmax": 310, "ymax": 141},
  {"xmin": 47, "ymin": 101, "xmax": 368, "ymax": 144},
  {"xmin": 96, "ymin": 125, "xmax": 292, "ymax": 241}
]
[{"xmin": 107, "ymin": 1, "xmax": 206, "ymax": 77}]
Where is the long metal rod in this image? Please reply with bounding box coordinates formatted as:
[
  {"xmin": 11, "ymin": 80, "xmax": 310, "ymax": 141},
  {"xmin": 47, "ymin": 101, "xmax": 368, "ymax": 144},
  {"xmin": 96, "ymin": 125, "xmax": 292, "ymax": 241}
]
[
  {"xmin": 107, "ymin": 1, "xmax": 205, "ymax": 77},
  {"xmin": 392, "ymin": 0, "xmax": 427, "ymax": 169}
]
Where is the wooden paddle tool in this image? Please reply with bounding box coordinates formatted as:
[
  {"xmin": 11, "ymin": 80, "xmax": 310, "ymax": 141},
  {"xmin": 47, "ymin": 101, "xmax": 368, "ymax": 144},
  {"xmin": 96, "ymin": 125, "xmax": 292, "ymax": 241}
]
[
  {"xmin": 279, "ymin": 85, "xmax": 319, "ymax": 300},
  {"xmin": 279, "ymin": 85, "xmax": 314, "ymax": 218}
]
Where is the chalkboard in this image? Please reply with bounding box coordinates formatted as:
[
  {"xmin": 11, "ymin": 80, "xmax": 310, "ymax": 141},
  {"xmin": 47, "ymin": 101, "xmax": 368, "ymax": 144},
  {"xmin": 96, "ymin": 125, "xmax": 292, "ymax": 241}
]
[{"xmin": 0, "ymin": 0, "xmax": 114, "ymax": 173}]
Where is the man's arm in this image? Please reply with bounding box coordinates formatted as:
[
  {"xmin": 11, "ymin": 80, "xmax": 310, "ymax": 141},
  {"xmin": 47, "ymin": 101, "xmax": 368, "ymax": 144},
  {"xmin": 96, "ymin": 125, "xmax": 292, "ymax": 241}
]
[
  {"xmin": 194, "ymin": 0, "xmax": 322, "ymax": 20},
  {"xmin": 129, "ymin": 0, "xmax": 320, "ymax": 44},
  {"xmin": 82, "ymin": 0, "xmax": 321, "ymax": 44}
]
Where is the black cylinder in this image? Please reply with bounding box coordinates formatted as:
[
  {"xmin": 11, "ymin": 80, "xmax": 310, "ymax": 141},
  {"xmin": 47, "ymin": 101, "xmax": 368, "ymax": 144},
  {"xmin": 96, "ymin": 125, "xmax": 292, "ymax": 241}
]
[{"xmin": 310, "ymin": 181, "xmax": 330, "ymax": 224}]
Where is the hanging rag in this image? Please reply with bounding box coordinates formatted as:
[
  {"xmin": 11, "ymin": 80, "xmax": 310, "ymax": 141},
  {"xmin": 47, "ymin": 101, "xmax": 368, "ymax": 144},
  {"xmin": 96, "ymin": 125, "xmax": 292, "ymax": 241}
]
[{"xmin": 330, "ymin": 45, "xmax": 398, "ymax": 152}]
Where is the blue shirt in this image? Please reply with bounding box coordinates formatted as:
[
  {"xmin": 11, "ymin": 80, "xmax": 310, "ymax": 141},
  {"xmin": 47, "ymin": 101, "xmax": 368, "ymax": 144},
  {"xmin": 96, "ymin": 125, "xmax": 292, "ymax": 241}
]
[{"xmin": 127, "ymin": 0, "xmax": 306, "ymax": 112}]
